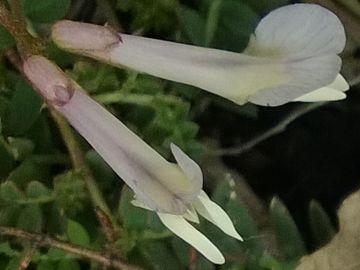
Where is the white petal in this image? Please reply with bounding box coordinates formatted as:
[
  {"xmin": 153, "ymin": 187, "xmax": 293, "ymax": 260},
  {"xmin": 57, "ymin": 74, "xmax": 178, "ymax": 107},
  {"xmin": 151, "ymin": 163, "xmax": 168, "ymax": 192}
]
[
  {"xmin": 131, "ymin": 199, "xmax": 153, "ymax": 211},
  {"xmin": 59, "ymin": 89, "xmax": 189, "ymax": 214},
  {"xmin": 249, "ymin": 54, "xmax": 342, "ymax": 106},
  {"xmin": 182, "ymin": 205, "xmax": 200, "ymax": 223},
  {"xmin": 294, "ymin": 88, "xmax": 346, "ymax": 102},
  {"xmin": 157, "ymin": 213, "xmax": 225, "ymax": 264},
  {"xmin": 329, "ymin": 74, "xmax": 349, "ymax": 92},
  {"xmin": 245, "ymin": 4, "xmax": 346, "ymax": 59},
  {"xmin": 170, "ymin": 143, "xmax": 203, "ymax": 202},
  {"xmin": 194, "ymin": 191, "xmax": 243, "ymax": 241}
]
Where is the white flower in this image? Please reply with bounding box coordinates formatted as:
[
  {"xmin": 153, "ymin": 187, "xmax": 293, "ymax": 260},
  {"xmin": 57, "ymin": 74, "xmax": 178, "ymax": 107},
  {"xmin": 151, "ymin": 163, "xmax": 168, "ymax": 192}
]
[
  {"xmin": 23, "ymin": 55, "xmax": 242, "ymax": 264},
  {"xmin": 51, "ymin": 4, "xmax": 348, "ymax": 107}
]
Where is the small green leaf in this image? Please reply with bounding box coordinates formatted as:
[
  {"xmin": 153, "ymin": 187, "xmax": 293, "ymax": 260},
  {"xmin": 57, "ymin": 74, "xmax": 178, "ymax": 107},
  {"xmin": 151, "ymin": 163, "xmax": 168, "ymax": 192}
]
[
  {"xmin": 118, "ymin": 186, "xmax": 163, "ymax": 232},
  {"xmin": 5, "ymin": 257, "xmax": 21, "ymax": 270},
  {"xmin": 37, "ymin": 261, "xmax": 56, "ymax": 270},
  {"xmin": 8, "ymin": 137, "xmax": 34, "ymax": 161},
  {"xmin": 0, "ymin": 138, "xmax": 15, "ymax": 177},
  {"xmin": 8, "ymin": 79, "xmax": 42, "ymax": 136},
  {"xmin": 0, "ymin": 181, "xmax": 24, "ymax": 203},
  {"xmin": 309, "ymin": 200, "xmax": 336, "ymax": 247},
  {"xmin": 139, "ymin": 241, "xmax": 181, "ymax": 270},
  {"xmin": 0, "ymin": 26, "xmax": 15, "ymax": 50},
  {"xmin": 26, "ymin": 181, "xmax": 52, "ymax": 199},
  {"xmin": 66, "ymin": 219, "xmax": 90, "ymax": 246},
  {"xmin": 17, "ymin": 204, "xmax": 43, "ymax": 232},
  {"xmin": 57, "ymin": 259, "xmax": 80, "ymax": 270},
  {"xmin": 23, "ymin": 0, "xmax": 71, "ymax": 23},
  {"xmin": 7, "ymin": 159, "xmax": 43, "ymax": 187},
  {"xmin": 178, "ymin": 6, "xmax": 206, "ymax": 45},
  {"xmin": 47, "ymin": 248, "xmax": 68, "ymax": 261},
  {"xmin": 270, "ymin": 197, "xmax": 306, "ymax": 260},
  {"xmin": 0, "ymin": 242, "xmax": 19, "ymax": 257}
]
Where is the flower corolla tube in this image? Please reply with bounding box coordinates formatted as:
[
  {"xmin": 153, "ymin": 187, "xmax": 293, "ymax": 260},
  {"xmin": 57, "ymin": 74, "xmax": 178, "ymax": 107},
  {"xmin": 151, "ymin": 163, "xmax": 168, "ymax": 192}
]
[
  {"xmin": 23, "ymin": 55, "xmax": 242, "ymax": 264},
  {"xmin": 51, "ymin": 4, "xmax": 348, "ymax": 106}
]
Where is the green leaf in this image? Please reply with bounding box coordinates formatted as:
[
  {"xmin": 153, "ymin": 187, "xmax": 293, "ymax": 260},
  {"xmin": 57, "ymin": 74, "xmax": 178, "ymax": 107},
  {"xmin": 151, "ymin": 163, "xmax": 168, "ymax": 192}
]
[
  {"xmin": 47, "ymin": 248, "xmax": 68, "ymax": 261},
  {"xmin": 17, "ymin": 204, "xmax": 43, "ymax": 232},
  {"xmin": 8, "ymin": 79, "xmax": 42, "ymax": 136},
  {"xmin": 37, "ymin": 261, "xmax": 56, "ymax": 270},
  {"xmin": 0, "ymin": 138, "xmax": 15, "ymax": 177},
  {"xmin": 0, "ymin": 181, "xmax": 24, "ymax": 203},
  {"xmin": 0, "ymin": 26, "xmax": 15, "ymax": 50},
  {"xmin": 5, "ymin": 257, "xmax": 21, "ymax": 270},
  {"xmin": 23, "ymin": 0, "xmax": 71, "ymax": 23},
  {"xmin": 8, "ymin": 137, "xmax": 34, "ymax": 161},
  {"xmin": 212, "ymin": 1, "xmax": 258, "ymax": 51},
  {"xmin": 309, "ymin": 200, "xmax": 336, "ymax": 247},
  {"xmin": 270, "ymin": 197, "xmax": 306, "ymax": 260},
  {"xmin": 118, "ymin": 186, "xmax": 163, "ymax": 232},
  {"xmin": 57, "ymin": 259, "xmax": 80, "ymax": 270},
  {"xmin": 0, "ymin": 242, "xmax": 19, "ymax": 257},
  {"xmin": 26, "ymin": 181, "xmax": 52, "ymax": 199},
  {"xmin": 66, "ymin": 219, "xmax": 90, "ymax": 246},
  {"xmin": 178, "ymin": 6, "xmax": 206, "ymax": 45},
  {"xmin": 7, "ymin": 159, "xmax": 43, "ymax": 187},
  {"xmin": 139, "ymin": 241, "xmax": 181, "ymax": 270}
]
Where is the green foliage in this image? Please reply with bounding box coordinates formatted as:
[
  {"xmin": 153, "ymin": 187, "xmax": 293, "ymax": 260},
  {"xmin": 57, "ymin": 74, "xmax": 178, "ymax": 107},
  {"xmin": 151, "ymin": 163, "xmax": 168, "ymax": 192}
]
[
  {"xmin": 53, "ymin": 171, "xmax": 88, "ymax": 217},
  {"xmin": 66, "ymin": 219, "xmax": 91, "ymax": 247},
  {"xmin": 116, "ymin": 0, "xmax": 178, "ymax": 33},
  {"xmin": 0, "ymin": 26, "xmax": 15, "ymax": 50},
  {"xmin": 269, "ymin": 197, "xmax": 306, "ymax": 260},
  {"xmin": 309, "ymin": 200, "xmax": 336, "ymax": 247},
  {"xmin": 22, "ymin": 0, "xmax": 71, "ymax": 23},
  {"xmin": 7, "ymin": 79, "xmax": 42, "ymax": 136}
]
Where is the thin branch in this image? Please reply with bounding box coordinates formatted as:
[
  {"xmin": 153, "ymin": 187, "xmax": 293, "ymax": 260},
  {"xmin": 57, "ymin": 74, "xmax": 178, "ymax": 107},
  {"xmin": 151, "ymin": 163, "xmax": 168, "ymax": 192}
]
[
  {"xmin": 211, "ymin": 102, "xmax": 325, "ymax": 156},
  {"xmin": 16, "ymin": 246, "xmax": 36, "ymax": 270},
  {"xmin": 0, "ymin": 226, "xmax": 141, "ymax": 270}
]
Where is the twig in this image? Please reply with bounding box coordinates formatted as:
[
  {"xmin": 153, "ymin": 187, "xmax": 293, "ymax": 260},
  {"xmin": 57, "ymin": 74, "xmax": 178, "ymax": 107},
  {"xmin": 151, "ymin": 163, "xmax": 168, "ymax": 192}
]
[
  {"xmin": 0, "ymin": 2, "xmax": 42, "ymax": 56},
  {"xmin": 0, "ymin": 226, "xmax": 141, "ymax": 270},
  {"xmin": 50, "ymin": 111, "xmax": 114, "ymax": 221},
  {"xmin": 16, "ymin": 246, "xmax": 36, "ymax": 270},
  {"xmin": 211, "ymin": 102, "xmax": 325, "ymax": 156}
]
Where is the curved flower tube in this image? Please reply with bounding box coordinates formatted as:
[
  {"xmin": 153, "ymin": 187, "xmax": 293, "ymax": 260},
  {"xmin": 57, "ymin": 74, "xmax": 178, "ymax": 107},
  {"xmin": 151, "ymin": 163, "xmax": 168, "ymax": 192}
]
[
  {"xmin": 23, "ymin": 55, "xmax": 242, "ymax": 264},
  {"xmin": 51, "ymin": 4, "xmax": 348, "ymax": 106}
]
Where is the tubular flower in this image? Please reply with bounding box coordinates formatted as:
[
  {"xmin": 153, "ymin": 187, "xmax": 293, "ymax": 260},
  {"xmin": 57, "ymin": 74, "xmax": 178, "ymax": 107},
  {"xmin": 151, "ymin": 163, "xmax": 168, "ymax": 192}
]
[
  {"xmin": 23, "ymin": 55, "xmax": 242, "ymax": 264},
  {"xmin": 51, "ymin": 4, "xmax": 348, "ymax": 107}
]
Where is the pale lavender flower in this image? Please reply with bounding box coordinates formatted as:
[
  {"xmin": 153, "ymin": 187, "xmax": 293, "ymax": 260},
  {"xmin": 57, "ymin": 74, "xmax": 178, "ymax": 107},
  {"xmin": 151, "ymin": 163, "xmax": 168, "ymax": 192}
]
[
  {"xmin": 23, "ymin": 55, "xmax": 242, "ymax": 264},
  {"xmin": 51, "ymin": 4, "xmax": 348, "ymax": 107}
]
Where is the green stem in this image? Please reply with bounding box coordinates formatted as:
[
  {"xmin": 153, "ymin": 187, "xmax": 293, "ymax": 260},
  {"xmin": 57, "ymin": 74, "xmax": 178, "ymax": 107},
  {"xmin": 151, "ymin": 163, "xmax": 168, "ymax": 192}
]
[
  {"xmin": 205, "ymin": 0, "xmax": 222, "ymax": 46},
  {"xmin": 50, "ymin": 110, "xmax": 114, "ymax": 221}
]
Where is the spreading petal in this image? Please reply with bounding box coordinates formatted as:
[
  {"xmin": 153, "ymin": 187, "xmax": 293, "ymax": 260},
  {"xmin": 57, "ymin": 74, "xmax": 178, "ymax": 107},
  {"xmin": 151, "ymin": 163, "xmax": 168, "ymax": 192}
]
[
  {"xmin": 157, "ymin": 213, "xmax": 225, "ymax": 264},
  {"xmin": 249, "ymin": 54, "xmax": 342, "ymax": 106},
  {"xmin": 245, "ymin": 4, "xmax": 346, "ymax": 58},
  {"xmin": 193, "ymin": 191, "xmax": 243, "ymax": 241}
]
